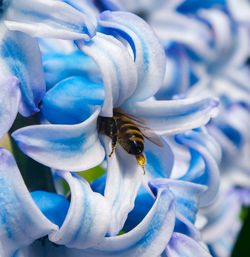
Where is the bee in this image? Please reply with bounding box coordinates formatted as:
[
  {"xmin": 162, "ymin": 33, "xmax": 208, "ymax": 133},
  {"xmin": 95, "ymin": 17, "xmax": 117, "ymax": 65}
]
[{"xmin": 97, "ymin": 108, "xmax": 163, "ymax": 173}]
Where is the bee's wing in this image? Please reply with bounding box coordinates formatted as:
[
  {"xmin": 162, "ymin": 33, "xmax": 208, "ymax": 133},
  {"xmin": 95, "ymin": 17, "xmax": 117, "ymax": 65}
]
[
  {"xmin": 114, "ymin": 109, "xmax": 147, "ymax": 124},
  {"xmin": 139, "ymin": 126, "xmax": 164, "ymax": 147}
]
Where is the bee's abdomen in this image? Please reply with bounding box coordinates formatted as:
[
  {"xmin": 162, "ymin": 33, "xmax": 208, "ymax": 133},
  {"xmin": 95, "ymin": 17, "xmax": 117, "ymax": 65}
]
[{"xmin": 117, "ymin": 121, "xmax": 144, "ymax": 155}]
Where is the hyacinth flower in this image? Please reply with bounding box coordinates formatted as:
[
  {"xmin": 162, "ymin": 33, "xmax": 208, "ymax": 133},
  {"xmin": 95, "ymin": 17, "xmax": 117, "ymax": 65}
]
[
  {"xmin": 112, "ymin": 1, "xmax": 250, "ymax": 185},
  {"xmin": 0, "ymin": 0, "xmax": 98, "ymax": 139},
  {"xmin": 91, "ymin": 127, "xmax": 220, "ymax": 256},
  {"xmin": 0, "ymin": 148, "xmax": 179, "ymax": 257},
  {"xmin": 12, "ymin": 11, "xmax": 219, "ymax": 239},
  {"xmin": 198, "ymin": 185, "xmax": 250, "ymax": 257}
]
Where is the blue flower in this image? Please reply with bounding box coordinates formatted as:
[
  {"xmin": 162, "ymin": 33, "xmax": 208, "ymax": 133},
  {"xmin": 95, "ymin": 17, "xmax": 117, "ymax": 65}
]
[
  {"xmin": 12, "ymin": 11, "xmax": 219, "ymax": 237},
  {"xmin": 0, "ymin": 148, "xmax": 180, "ymax": 257},
  {"xmin": 0, "ymin": 0, "xmax": 98, "ymax": 135}
]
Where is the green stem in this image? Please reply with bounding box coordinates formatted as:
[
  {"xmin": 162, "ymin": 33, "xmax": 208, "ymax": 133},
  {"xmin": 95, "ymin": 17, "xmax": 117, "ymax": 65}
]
[{"xmin": 9, "ymin": 114, "xmax": 56, "ymax": 192}]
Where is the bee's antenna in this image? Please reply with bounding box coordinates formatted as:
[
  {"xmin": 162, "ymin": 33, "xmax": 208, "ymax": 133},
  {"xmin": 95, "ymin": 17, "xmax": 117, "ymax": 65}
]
[{"xmin": 136, "ymin": 154, "xmax": 146, "ymax": 175}]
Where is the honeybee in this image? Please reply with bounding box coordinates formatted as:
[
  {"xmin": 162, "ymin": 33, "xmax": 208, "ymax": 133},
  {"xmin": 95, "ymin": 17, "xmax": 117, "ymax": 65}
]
[{"xmin": 97, "ymin": 108, "xmax": 163, "ymax": 173}]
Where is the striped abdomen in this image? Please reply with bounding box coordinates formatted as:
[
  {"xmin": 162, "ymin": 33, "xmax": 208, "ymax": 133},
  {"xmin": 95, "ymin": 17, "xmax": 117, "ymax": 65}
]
[{"xmin": 114, "ymin": 112, "xmax": 144, "ymax": 155}]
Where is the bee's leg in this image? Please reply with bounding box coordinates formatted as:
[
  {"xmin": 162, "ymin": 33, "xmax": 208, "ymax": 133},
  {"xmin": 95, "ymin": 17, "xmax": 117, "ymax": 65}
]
[{"xmin": 109, "ymin": 119, "xmax": 118, "ymax": 157}]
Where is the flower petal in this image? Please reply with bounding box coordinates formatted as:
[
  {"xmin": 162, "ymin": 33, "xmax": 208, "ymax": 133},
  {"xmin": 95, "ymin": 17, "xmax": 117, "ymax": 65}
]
[
  {"xmin": 0, "ymin": 77, "xmax": 20, "ymax": 139},
  {"xmin": 99, "ymin": 11, "xmax": 166, "ymax": 101},
  {"xmin": 144, "ymin": 138, "xmax": 174, "ymax": 179},
  {"xmin": 165, "ymin": 232, "xmax": 211, "ymax": 257},
  {"xmin": 42, "ymin": 76, "xmax": 104, "ymax": 125},
  {"xmin": 12, "ymin": 109, "xmax": 105, "ymax": 171},
  {"xmin": 0, "ymin": 27, "xmax": 45, "ymax": 116},
  {"xmin": 124, "ymin": 97, "xmax": 219, "ymax": 135},
  {"xmin": 77, "ymin": 32, "xmax": 138, "ymax": 117},
  {"xmin": 17, "ymin": 186, "xmax": 175, "ymax": 257},
  {"xmin": 4, "ymin": 0, "xmax": 97, "ymax": 40},
  {"xmin": 156, "ymin": 43, "xmax": 190, "ymax": 100},
  {"xmin": 0, "ymin": 149, "xmax": 57, "ymax": 257},
  {"xmin": 102, "ymin": 136, "xmax": 143, "ymax": 235},
  {"xmin": 150, "ymin": 179, "xmax": 207, "ymax": 224},
  {"xmin": 42, "ymin": 50, "xmax": 100, "ymax": 90},
  {"xmin": 79, "ymin": 186, "xmax": 175, "ymax": 257},
  {"xmin": 175, "ymin": 130, "xmax": 220, "ymax": 206},
  {"xmin": 31, "ymin": 191, "xmax": 70, "ymax": 228},
  {"xmin": 49, "ymin": 172, "xmax": 111, "ymax": 249}
]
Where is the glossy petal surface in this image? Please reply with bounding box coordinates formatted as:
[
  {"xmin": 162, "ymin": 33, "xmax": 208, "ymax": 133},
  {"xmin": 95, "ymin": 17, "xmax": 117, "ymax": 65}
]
[
  {"xmin": 77, "ymin": 33, "xmax": 137, "ymax": 117},
  {"xmin": 5, "ymin": 0, "xmax": 97, "ymax": 40},
  {"xmin": 12, "ymin": 110, "xmax": 105, "ymax": 171},
  {"xmin": 124, "ymin": 97, "xmax": 219, "ymax": 135},
  {"xmin": 102, "ymin": 137, "xmax": 143, "ymax": 235},
  {"xmin": 0, "ymin": 149, "xmax": 57, "ymax": 257},
  {"xmin": 0, "ymin": 77, "xmax": 20, "ymax": 138},
  {"xmin": 99, "ymin": 11, "xmax": 166, "ymax": 102},
  {"xmin": 42, "ymin": 76, "xmax": 104, "ymax": 124},
  {"xmin": 49, "ymin": 172, "xmax": 111, "ymax": 249},
  {"xmin": 0, "ymin": 27, "xmax": 45, "ymax": 116},
  {"xmin": 176, "ymin": 130, "xmax": 220, "ymax": 206},
  {"xmin": 165, "ymin": 233, "xmax": 211, "ymax": 257}
]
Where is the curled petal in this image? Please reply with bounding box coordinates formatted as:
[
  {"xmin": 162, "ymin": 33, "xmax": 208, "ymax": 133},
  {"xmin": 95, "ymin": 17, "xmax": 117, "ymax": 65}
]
[
  {"xmin": 49, "ymin": 172, "xmax": 111, "ymax": 249},
  {"xmin": 42, "ymin": 76, "xmax": 104, "ymax": 124},
  {"xmin": 102, "ymin": 136, "xmax": 143, "ymax": 235},
  {"xmin": 144, "ymin": 138, "xmax": 174, "ymax": 179},
  {"xmin": 12, "ymin": 109, "xmax": 105, "ymax": 171},
  {"xmin": 17, "ymin": 186, "xmax": 175, "ymax": 257},
  {"xmin": 175, "ymin": 130, "xmax": 220, "ymax": 206},
  {"xmin": 0, "ymin": 77, "xmax": 20, "ymax": 138},
  {"xmin": 77, "ymin": 32, "xmax": 137, "ymax": 117},
  {"xmin": 5, "ymin": 0, "xmax": 97, "ymax": 40},
  {"xmin": 0, "ymin": 149, "xmax": 57, "ymax": 257},
  {"xmin": 156, "ymin": 44, "xmax": 190, "ymax": 100},
  {"xmin": 81, "ymin": 187, "xmax": 175, "ymax": 256},
  {"xmin": 150, "ymin": 11, "xmax": 213, "ymax": 61},
  {"xmin": 150, "ymin": 179, "xmax": 207, "ymax": 224},
  {"xmin": 99, "ymin": 11, "xmax": 166, "ymax": 101},
  {"xmin": 124, "ymin": 97, "xmax": 219, "ymax": 135},
  {"xmin": 165, "ymin": 233, "xmax": 211, "ymax": 257},
  {"xmin": 0, "ymin": 27, "xmax": 45, "ymax": 116}
]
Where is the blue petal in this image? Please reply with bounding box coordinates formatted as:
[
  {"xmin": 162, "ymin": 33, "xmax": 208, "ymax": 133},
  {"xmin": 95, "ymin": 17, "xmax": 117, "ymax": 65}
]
[
  {"xmin": 16, "ymin": 186, "xmax": 175, "ymax": 257},
  {"xmin": 77, "ymin": 32, "xmax": 138, "ymax": 117},
  {"xmin": 49, "ymin": 172, "xmax": 111, "ymax": 249},
  {"xmin": 31, "ymin": 191, "xmax": 70, "ymax": 228},
  {"xmin": 101, "ymin": 136, "xmax": 143, "ymax": 235},
  {"xmin": 12, "ymin": 110, "xmax": 105, "ymax": 171},
  {"xmin": 150, "ymin": 179, "xmax": 207, "ymax": 224},
  {"xmin": 165, "ymin": 232, "xmax": 211, "ymax": 257},
  {"xmin": 42, "ymin": 50, "xmax": 101, "ymax": 90},
  {"xmin": 124, "ymin": 97, "xmax": 219, "ymax": 135},
  {"xmin": 156, "ymin": 43, "xmax": 190, "ymax": 100},
  {"xmin": 177, "ymin": 0, "xmax": 226, "ymax": 14},
  {"xmin": 0, "ymin": 28, "xmax": 45, "ymax": 116},
  {"xmin": 144, "ymin": 138, "xmax": 174, "ymax": 178},
  {"xmin": 123, "ymin": 186, "xmax": 154, "ymax": 232},
  {"xmin": 0, "ymin": 149, "xmax": 57, "ymax": 257},
  {"xmin": 72, "ymin": 186, "xmax": 175, "ymax": 256},
  {"xmin": 175, "ymin": 130, "xmax": 220, "ymax": 206},
  {"xmin": 0, "ymin": 77, "xmax": 20, "ymax": 139},
  {"xmin": 99, "ymin": 11, "xmax": 166, "ymax": 101},
  {"xmin": 5, "ymin": 0, "xmax": 97, "ymax": 40},
  {"xmin": 42, "ymin": 76, "xmax": 104, "ymax": 124}
]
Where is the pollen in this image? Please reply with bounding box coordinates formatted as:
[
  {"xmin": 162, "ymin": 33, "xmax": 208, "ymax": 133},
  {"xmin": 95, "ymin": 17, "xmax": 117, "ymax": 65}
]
[{"xmin": 136, "ymin": 154, "xmax": 146, "ymax": 174}]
